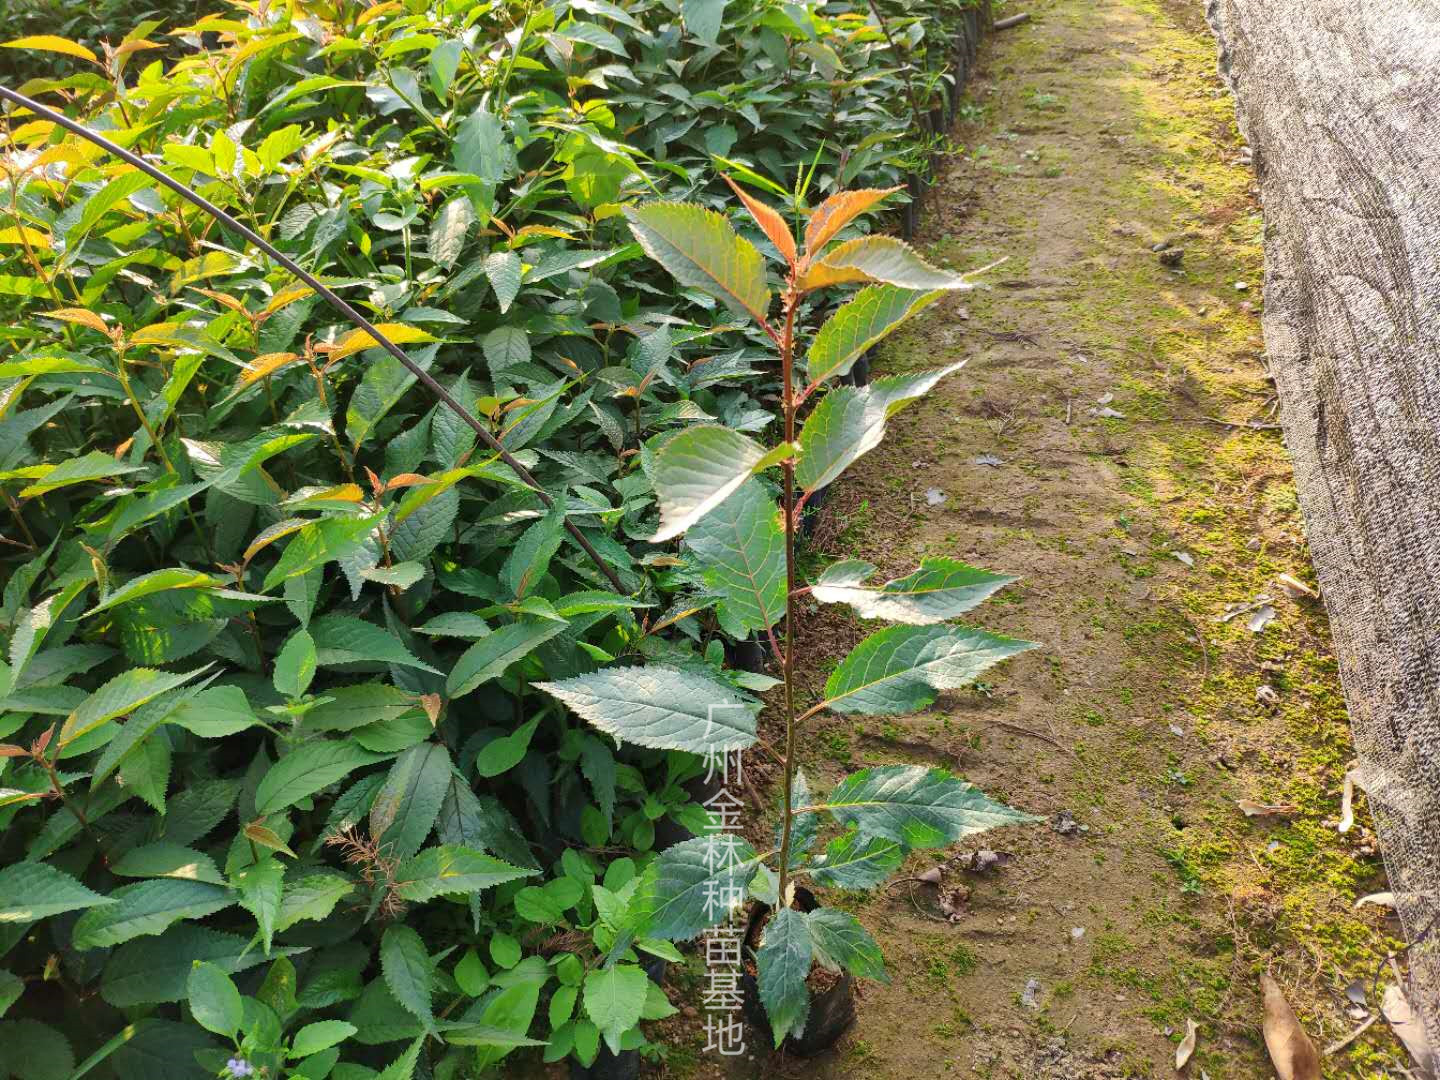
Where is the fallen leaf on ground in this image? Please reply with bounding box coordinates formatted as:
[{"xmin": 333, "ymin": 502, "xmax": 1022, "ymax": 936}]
[
  {"xmin": 1381, "ymin": 983, "xmax": 1436, "ymax": 1075},
  {"xmin": 1247, "ymin": 604, "xmax": 1277, "ymax": 633},
  {"xmin": 1216, "ymin": 594, "xmax": 1274, "ymax": 623},
  {"xmin": 1173, "ymin": 550, "xmax": 1195, "ymax": 567},
  {"xmin": 1261, "ymin": 974, "xmax": 1321, "ymax": 1080},
  {"xmin": 1176, "ymin": 1018, "xmax": 1199, "ymax": 1071},
  {"xmin": 1236, "ymin": 799, "xmax": 1298, "ymax": 819}
]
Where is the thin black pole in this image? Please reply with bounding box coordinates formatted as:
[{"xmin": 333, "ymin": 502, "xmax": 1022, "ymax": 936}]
[{"xmin": 0, "ymin": 85, "xmax": 629, "ymax": 594}]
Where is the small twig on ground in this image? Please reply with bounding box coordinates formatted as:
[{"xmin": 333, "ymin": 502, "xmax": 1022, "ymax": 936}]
[
  {"xmin": 1323, "ymin": 1013, "xmax": 1379, "ymax": 1056},
  {"xmin": 985, "ymin": 719, "xmax": 1074, "ymax": 755},
  {"xmin": 994, "ymin": 12, "xmax": 1031, "ymax": 30}
]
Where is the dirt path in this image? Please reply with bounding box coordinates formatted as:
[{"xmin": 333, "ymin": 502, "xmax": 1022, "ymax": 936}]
[{"xmin": 728, "ymin": 0, "xmax": 1408, "ymax": 1076}]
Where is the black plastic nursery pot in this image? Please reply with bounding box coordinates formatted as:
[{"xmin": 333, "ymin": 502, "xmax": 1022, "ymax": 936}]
[{"xmin": 739, "ymin": 887, "xmax": 857, "ymax": 1058}]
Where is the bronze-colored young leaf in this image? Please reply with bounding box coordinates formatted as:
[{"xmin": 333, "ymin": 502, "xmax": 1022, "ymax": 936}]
[
  {"xmin": 803, "ymin": 186, "xmax": 902, "ymax": 260},
  {"xmin": 723, "ymin": 175, "xmax": 797, "ymax": 266}
]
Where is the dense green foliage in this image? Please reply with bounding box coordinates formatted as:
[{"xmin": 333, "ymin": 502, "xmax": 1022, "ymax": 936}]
[{"xmin": 0, "ymin": 0, "xmax": 999, "ymax": 1076}]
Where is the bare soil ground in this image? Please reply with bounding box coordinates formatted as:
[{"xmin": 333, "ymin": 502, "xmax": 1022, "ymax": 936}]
[{"xmin": 644, "ymin": 0, "xmax": 1413, "ymax": 1077}]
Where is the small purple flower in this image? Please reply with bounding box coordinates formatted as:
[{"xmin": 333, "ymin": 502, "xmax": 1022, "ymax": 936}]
[{"xmin": 225, "ymin": 1059, "xmax": 253, "ymax": 1079}]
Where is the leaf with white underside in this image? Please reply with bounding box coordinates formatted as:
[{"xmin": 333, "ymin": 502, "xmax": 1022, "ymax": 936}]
[
  {"xmin": 650, "ymin": 425, "xmax": 792, "ymax": 542},
  {"xmin": 757, "ymin": 907, "xmax": 811, "ymax": 1046},
  {"xmin": 583, "ymin": 963, "xmax": 650, "ymax": 1055},
  {"xmin": 821, "ymin": 623, "xmax": 1035, "ymax": 716},
  {"xmin": 805, "ymin": 909, "xmax": 888, "ymax": 982},
  {"xmin": 806, "ymin": 285, "xmax": 940, "ymax": 385},
  {"xmin": 795, "ymin": 363, "xmax": 963, "ymax": 496},
  {"xmin": 536, "ymin": 666, "xmax": 757, "ymax": 753},
  {"xmin": 0, "ymin": 862, "xmax": 114, "ymax": 922},
  {"xmin": 394, "ymin": 846, "xmax": 534, "ymax": 902},
  {"xmin": 807, "ymin": 765, "xmax": 1039, "ymax": 849},
  {"xmin": 624, "ymin": 202, "xmax": 771, "ymax": 326},
  {"xmin": 686, "ymin": 478, "xmax": 785, "ymax": 638},
  {"xmin": 812, "ymin": 558, "xmax": 1016, "ymax": 624},
  {"xmin": 634, "ymin": 835, "xmax": 763, "ymax": 940},
  {"xmin": 71, "ymin": 880, "xmax": 233, "ymax": 948},
  {"xmin": 799, "ymin": 235, "xmax": 973, "ymax": 291}
]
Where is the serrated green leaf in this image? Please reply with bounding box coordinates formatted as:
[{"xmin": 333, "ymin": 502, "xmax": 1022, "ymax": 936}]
[
  {"xmin": 261, "ymin": 515, "xmax": 383, "ymax": 592},
  {"xmin": 0, "ymin": 861, "xmax": 115, "ymax": 923},
  {"xmin": 233, "ymin": 855, "xmax": 284, "ymax": 955},
  {"xmin": 795, "ymin": 363, "xmax": 963, "ymax": 496},
  {"xmin": 18, "ymin": 451, "xmax": 145, "ymax": 497},
  {"xmin": 501, "ymin": 506, "xmax": 565, "ymax": 599},
  {"xmin": 428, "ymin": 197, "xmax": 474, "ymax": 270},
  {"xmin": 649, "ymin": 425, "xmax": 782, "ymax": 542},
  {"xmin": 756, "ymin": 907, "xmax": 811, "ymax": 1046},
  {"xmin": 59, "ymin": 665, "xmax": 208, "ymax": 748},
  {"xmin": 810, "ymin": 765, "xmax": 1039, "ymax": 848},
  {"xmin": 111, "ymin": 842, "xmax": 225, "ymax": 885},
  {"xmin": 273, "ymin": 628, "xmax": 317, "ymax": 698},
  {"xmin": 0, "ymin": 1018, "xmax": 73, "ymax": 1080},
  {"xmin": 381, "ymin": 925, "xmax": 434, "ymax": 1033},
  {"xmin": 625, "ymin": 202, "xmax": 770, "ymax": 325},
  {"xmin": 71, "ymin": 879, "xmax": 233, "ymax": 949},
  {"xmin": 537, "ymin": 665, "xmax": 757, "ymax": 753},
  {"xmin": 583, "ymin": 963, "xmax": 649, "ymax": 1055},
  {"xmin": 291, "ymin": 1019, "xmax": 357, "ymax": 1058},
  {"xmin": 276, "ymin": 873, "xmax": 354, "ymax": 932},
  {"xmin": 804, "ymin": 908, "xmax": 887, "ymax": 982},
  {"xmin": 812, "ymin": 558, "xmax": 1016, "ymax": 624},
  {"xmin": 309, "ymin": 615, "xmax": 439, "ymax": 672},
  {"xmin": 634, "ymin": 835, "xmax": 762, "ymax": 940},
  {"xmin": 83, "ymin": 569, "xmax": 226, "ymax": 617},
  {"xmin": 347, "ymin": 351, "xmax": 427, "ymax": 450},
  {"xmin": 801, "ymin": 235, "xmax": 971, "ymax": 291},
  {"xmin": 370, "ymin": 743, "xmax": 451, "ymax": 859},
  {"xmin": 446, "ymin": 617, "xmax": 566, "ymax": 698},
  {"xmin": 821, "ymin": 623, "xmax": 1035, "ymax": 716},
  {"xmin": 394, "ymin": 846, "xmax": 533, "ymax": 902},
  {"xmin": 101, "ymin": 926, "xmax": 287, "ymax": 1007},
  {"xmin": 806, "ymin": 285, "xmax": 940, "ymax": 384},
  {"xmin": 186, "ymin": 961, "xmax": 242, "ymax": 1038},
  {"xmin": 686, "ymin": 477, "xmax": 784, "ymax": 638},
  {"xmin": 254, "ymin": 739, "xmax": 386, "ymax": 816},
  {"xmin": 484, "ymin": 251, "xmax": 522, "ymax": 313}
]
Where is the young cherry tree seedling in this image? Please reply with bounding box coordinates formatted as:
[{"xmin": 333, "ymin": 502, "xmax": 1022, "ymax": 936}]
[{"xmin": 538, "ymin": 181, "xmax": 1041, "ymax": 1047}]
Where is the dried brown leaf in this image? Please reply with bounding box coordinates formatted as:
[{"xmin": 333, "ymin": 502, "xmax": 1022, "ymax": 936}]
[{"xmin": 1260, "ymin": 974, "xmax": 1321, "ymax": 1080}]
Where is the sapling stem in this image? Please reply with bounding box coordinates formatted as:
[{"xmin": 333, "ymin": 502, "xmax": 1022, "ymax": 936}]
[{"xmin": 775, "ymin": 289, "xmax": 801, "ymax": 907}]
